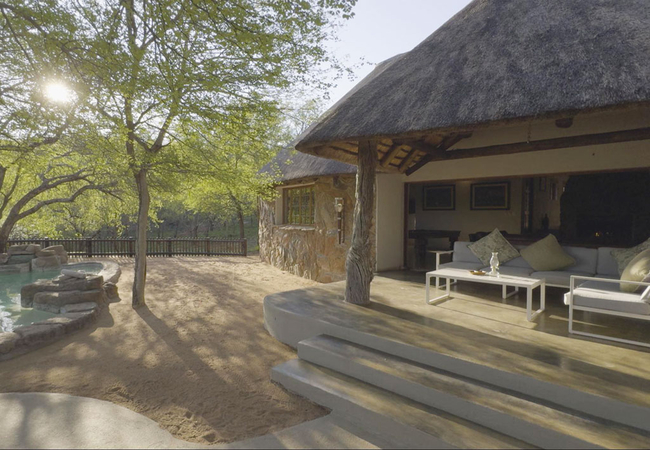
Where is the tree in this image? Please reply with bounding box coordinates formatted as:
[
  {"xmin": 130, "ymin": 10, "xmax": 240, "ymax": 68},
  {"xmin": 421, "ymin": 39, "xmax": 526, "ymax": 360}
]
[
  {"xmin": 1, "ymin": 0, "xmax": 355, "ymax": 307},
  {"xmin": 0, "ymin": 1, "xmax": 126, "ymax": 251}
]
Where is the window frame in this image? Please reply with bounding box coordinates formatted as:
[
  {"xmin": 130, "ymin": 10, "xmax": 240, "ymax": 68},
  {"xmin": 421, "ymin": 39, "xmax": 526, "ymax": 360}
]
[{"xmin": 282, "ymin": 184, "xmax": 315, "ymax": 225}]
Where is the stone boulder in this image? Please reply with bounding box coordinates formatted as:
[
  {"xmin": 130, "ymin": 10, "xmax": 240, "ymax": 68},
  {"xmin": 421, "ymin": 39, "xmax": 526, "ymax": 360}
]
[
  {"xmin": 43, "ymin": 245, "xmax": 68, "ymax": 264},
  {"xmin": 33, "ymin": 290, "xmax": 103, "ymax": 313},
  {"xmin": 7, "ymin": 244, "xmax": 40, "ymax": 255},
  {"xmin": 7, "ymin": 254, "xmax": 34, "ymax": 265},
  {"xmin": 103, "ymin": 282, "xmax": 119, "ymax": 302},
  {"xmin": 35, "ymin": 249, "xmax": 56, "ymax": 258},
  {"xmin": 0, "ymin": 253, "xmax": 8, "ymax": 265},
  {"xmin": 31, "ymin": 255, "xmax": 61, "ymax": 272},
  {"xmin": 0, "ymin": 262, "xmax": 30, "ymax": 274},
  {"xmin": 61, "ymin": 302, "xmax": 98, "ymax": 314},
  {"xmin": 21, "ymin": 274, "xmax": 103, "ymax": 307}
]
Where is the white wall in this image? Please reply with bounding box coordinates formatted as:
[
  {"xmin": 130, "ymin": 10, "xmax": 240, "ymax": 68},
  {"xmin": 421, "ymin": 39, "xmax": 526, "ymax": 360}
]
[
  {"xmin": 410, "ymin": 179, "xmax": 523, "ymax": 242},
  {"xmin": 375, "ymin": 173, "xmax": 404, "ymax": 271}
]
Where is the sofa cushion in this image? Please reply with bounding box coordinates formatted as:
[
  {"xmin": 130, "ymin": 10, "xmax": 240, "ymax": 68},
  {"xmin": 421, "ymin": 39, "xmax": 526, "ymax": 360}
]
[
  {"xmin": 611, "ymin": 238, "xmax": 650, "ymax": 275},
  {"xmin": 620, "ymin": 249, "xmax": 650, "ymax": 293},
  {"xmin": 596, "ymin": 247, "xmax": 621, "ymax": 277},
  {"xmin": 501, "ymin": 255, "xmax": 533, "ymax": 269},
  {"xmin": 520, "ymin": 235, "xmax": 575, "ymax": 271},
  {"xmin": 439, "ymin": 261, "xmax": 485, "ymax": 271},
  {"xmin": 467, "ymin": 229, "xmax": 519, "ymax": 266},
  {"xmin": 530, "ymin": 271, "xmax": 594, "ymax": 288},
  {"xmin": 451, "ymin": 241, "xmax": 483, "ymax": 265},
  {"xmin": 561, "ymin": 246, "xmax": 598, "ymax": 274},
  {"xmin": 564, "ymin": 280, "xmax": 650, "ymax": 315}
]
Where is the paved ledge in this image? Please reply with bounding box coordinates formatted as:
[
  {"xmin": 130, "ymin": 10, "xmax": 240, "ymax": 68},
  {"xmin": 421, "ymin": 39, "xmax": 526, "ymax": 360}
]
[
  {"xmin": 0, "ymin": 393, "xmax": 204, "ymax": 449},
  {"xmin": 0, "ymin": 393, "xmax": 386, "ymax": 449}
]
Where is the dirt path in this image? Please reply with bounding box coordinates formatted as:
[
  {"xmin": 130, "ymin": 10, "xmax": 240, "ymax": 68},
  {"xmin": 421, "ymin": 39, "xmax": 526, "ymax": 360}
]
[{"xmin": 0, "ymin": 256, "xmax": 326, "ymax": 445}]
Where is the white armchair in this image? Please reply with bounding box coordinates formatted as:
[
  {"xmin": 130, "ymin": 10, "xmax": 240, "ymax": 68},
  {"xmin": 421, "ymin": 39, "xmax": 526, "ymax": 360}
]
[{"xmin": 567, "ymin": 275, "xmax": 650, "ymax": 348}]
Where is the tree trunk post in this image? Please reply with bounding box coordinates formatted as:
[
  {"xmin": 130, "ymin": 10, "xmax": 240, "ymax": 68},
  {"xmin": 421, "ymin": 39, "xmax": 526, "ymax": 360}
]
[
  {"xmin": 345, "ymin": 139, "xmax": 377, "ymax": 305},
  {"xmin": 132, "ymin": 168, "xmax": 150, "ymax": 308}
]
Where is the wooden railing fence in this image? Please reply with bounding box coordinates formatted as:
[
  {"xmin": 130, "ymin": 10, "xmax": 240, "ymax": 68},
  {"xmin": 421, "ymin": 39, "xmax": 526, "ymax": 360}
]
[{"xmin": 4, "ymin": 238, "xmax": 247, "ymax": 257}]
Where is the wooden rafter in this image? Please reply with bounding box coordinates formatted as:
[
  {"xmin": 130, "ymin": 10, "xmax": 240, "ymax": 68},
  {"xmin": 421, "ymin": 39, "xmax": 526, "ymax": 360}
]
[
  {"xmin": 379, "ymin": 144, "xmax": 403, "ymax": 167},
  {"xmin": 426, "ymin": 127, "xmax": 650, "ymax": 163},
  {"xmin": 404, "ymin": 133, "xmax": 471, "ymax": 175},
  {"xmin": 398, "ymin": 147, "xmax": 419, "ymax": 173}
]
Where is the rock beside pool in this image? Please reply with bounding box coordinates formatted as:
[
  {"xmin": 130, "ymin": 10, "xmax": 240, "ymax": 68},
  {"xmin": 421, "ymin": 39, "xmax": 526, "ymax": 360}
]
[
  {"xmin": 35, "ymin": 249, "xmax": 56, "ymax": 258},
  {"xmin": 43, "ymin": 245, "xmax": 68, "ymax": 264},
  {"xmin": 7, "ymin": 244, "xmax": 41, "ymax": 255},
  {"xmin": 0, "ymin": 253, "xmax": 8, "ymax": 264},
  {"xmin": 34, "ymin": 289, "xmax": 103, "ymax": 309},
  {"xmin": 31, "ymin": 255, "xmax": 62, "ymax": 272},
  {"xmin": 61, "ymin": 269, "xmax": 87, "ymax": 279},
  {"xmin": 0, "ymin": 262, "xmax": 30, "ymax": 274},
  {"xmin": 61, "ymin": 302, "xmax": 98, "ymax": 314},
  {"xmin": 21, "ymin": 274, "xmax": 104, "ymax": 307},
  {"xmin": 103, "ymin": 282, "xmax": 119, "ymax": 302},
  {"xmin": 0, "ymin": 332, "xmax": 18, "ymax": 354}
]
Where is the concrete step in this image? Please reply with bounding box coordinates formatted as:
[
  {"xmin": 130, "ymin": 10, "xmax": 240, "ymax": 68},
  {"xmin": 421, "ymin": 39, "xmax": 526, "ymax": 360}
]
[
  {"xmin": 298, "ymin": 335, "xmax": 650, "ymax": 449},
  {"xmin": 272, "ymin": 359, "xmax": 529, "ymax": 449}
]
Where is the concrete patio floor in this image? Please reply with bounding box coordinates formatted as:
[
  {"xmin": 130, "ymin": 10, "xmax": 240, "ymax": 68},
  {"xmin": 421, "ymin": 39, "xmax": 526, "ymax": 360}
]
[{"xmin": 265, "ymin": 271, "xmax": 650, "ymax": 410}]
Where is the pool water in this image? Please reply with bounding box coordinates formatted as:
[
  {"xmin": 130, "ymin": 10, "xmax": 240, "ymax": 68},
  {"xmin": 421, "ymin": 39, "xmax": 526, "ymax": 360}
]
[{"xmin": 0, "ymin": 263, "xmax": 103, "ymax": 333}]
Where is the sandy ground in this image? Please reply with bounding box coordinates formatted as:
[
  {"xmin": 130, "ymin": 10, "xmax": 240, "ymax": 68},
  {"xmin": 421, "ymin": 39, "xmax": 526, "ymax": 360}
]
[{"xmin": 0, "ymin": 256, "xmax": 327, "ymax": 445}]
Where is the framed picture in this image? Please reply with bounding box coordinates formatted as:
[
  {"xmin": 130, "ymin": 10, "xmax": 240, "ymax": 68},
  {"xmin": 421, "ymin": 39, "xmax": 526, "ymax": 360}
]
[
  {"xmin": 470, "ymin": 181, "xmax": 510, "ymax": 210},
  {"xmin": 423, "ymin": 184, "xmax": 455, "ymax": 210}
]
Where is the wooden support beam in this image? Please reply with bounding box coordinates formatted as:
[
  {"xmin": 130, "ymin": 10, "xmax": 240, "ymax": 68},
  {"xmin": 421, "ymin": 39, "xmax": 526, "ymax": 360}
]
[
  {"xmin": 379, "ymin": 144, "xmax": 403, "ymax": 167},
  {"xmin": 398, "ymin": 147, "xmax": 419, "ymax": 173},
  {"xmin": 428, "ymin": 127, "xmax": 650, "ymax": 163},
  {"xmin": 404, "ymin": 133, "xmax": 470, "ymax": 176},
  {"xmin": 345, "ymin": 139, "xmax": 376, "ymax": 305}
]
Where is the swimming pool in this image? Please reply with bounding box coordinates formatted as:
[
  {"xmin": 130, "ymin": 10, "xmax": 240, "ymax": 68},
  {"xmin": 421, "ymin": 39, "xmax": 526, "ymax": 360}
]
[{"xmin": 0, "ymin": 263, "xmax": 103, "ymax": 333}]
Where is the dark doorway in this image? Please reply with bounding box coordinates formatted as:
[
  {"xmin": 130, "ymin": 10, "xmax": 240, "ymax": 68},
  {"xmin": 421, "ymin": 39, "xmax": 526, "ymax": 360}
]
[{"xmin": 560, "ymin": 171, "xmax": 650, "ymax": 246}]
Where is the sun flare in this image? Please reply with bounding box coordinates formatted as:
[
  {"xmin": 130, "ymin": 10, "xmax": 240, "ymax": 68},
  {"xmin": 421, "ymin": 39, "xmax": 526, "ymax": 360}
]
[{"xmin": 44, "ymin": 82, "xmax": 74, "ymax": 103}]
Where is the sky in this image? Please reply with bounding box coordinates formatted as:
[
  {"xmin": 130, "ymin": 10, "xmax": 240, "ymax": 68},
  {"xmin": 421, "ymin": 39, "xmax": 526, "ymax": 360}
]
[{"xmin": 325, "ymin": 0, "xmax": 472, "ymax": 107}]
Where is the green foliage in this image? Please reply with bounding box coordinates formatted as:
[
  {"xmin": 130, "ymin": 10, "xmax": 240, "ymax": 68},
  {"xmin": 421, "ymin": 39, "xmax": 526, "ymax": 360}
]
[{"xmin": 0, "ymin": 0, "xmax": 356, "ymax": 261}]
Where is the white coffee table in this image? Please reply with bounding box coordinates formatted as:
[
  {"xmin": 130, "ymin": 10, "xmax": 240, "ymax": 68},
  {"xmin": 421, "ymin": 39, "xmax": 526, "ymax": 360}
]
[{"xmin": 426, "ymin": 268, "xmax": 546, "ymax": 321}]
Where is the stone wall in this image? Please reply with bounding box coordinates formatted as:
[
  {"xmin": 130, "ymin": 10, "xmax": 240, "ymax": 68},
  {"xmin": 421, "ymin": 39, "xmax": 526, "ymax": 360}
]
[{"xmin": 259, "ymin": 175, "xmax": 375, "ymax": 283}]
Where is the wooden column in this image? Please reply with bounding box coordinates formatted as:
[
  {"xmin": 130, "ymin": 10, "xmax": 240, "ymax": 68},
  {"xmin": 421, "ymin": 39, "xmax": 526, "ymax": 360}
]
[{"xmin": 345, "ymin": 139, "xmax": 377, "ymax": 305}]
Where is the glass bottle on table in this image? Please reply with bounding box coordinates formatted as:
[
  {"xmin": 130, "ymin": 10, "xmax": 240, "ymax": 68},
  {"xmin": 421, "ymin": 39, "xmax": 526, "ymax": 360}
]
[{"xmin": 489, "ymin": 252, "xmax": 500, "ymax": 277}]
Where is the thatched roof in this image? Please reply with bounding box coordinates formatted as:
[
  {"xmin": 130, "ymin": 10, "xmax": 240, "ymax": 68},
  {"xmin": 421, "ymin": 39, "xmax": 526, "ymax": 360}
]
[
  {"xmin": 297, "ymin": 0, "xmax": 650, "ymax": 171},
  {"xmin": 260, "ymin": 147, "xmax": 356, "ymax": 182}
]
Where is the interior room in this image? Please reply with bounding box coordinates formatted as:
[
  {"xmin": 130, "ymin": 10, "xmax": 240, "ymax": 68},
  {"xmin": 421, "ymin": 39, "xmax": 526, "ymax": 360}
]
[{"xmin": 405, "ymin": 170, "xmax": 650, "ymax": 270}]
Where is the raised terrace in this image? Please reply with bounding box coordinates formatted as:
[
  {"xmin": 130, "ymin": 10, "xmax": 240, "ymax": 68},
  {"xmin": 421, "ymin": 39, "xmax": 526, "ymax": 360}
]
[{"xmin": 265, "ymin": 273, "xmax": 650, "ymax": 448}]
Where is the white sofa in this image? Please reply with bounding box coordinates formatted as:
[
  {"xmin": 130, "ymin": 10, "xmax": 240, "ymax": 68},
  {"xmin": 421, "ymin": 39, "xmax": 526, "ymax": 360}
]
[
  {"xmin": 440, "ymin": 241, "xmax": 617, "ymax": 288},
  {"xmin": 439, "ymin": 241, "xmax": 650, "ymax": 346}
]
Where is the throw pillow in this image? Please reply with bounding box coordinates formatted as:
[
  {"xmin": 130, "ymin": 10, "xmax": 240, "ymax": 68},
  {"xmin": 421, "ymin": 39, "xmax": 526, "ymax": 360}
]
[
  {"xmin": 520, "ymin": 234, "xmax": 576, "ymax": 272},
  {"xmin": 620, "ymin": 249, "xmax": 650, "ymax": 293},
  {"xmin": 611, "ymin": 238, "xmax": 650, "ymax": 275},
  {"xmin": 467, "ymin": 228, "xmax": 519, "ymax": 266}
]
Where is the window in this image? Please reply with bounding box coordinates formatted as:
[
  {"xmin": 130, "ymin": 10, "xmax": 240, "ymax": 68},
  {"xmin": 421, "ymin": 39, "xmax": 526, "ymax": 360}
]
[{"xmin": 284, "ymin": 185, "xmax": 315, "ymax": 225}]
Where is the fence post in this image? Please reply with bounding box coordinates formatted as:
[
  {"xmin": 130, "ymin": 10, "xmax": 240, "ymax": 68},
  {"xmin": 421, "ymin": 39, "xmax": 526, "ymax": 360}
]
[
  {"xmin": 242, "ymin": 239, "xmax": 247, "ymax": 256},
  {"xmin": 86, "ymin": 238, "xmax": 93, "ymax": 258},
  {"xmin": 129, "ymin": 239, "xmax": 135, "ymax": 257},
  {"xmin": 206, "ymin": 238, "xmax": 211, "ymax": 255},
  {"xmin": 43, "ymin": 237, "xmax": 50, "ymax": 249},
  {"xmin": 167, "ymin": 239, "xmax": 173, "ymax": 257}
]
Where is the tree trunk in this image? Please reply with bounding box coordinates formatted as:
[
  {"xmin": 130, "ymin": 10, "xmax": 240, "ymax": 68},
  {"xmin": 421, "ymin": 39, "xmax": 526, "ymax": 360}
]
[
  {"xmin": 345, "ymin": 140, "xmax": 377, "ymax": 305},
  {"xmin": 132, "ymin": 168, "xmax": 150, "ymax": 308},
  {"xmin": 0, "ymin": 213, "xmax": 19, "ymax": 253}
]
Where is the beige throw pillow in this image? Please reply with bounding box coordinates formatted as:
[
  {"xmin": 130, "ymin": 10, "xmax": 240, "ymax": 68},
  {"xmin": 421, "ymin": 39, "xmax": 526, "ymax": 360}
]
[
  {"xmin": 467, "ymin": 228, "xmax": 519, "ymax": 266},
  {"xmin": 620, "ymin": 249, "xmax": 650, "ymax": 293},
  {"xmin": 611, "ymin": 238, "xmax": 650, "ymax": 275},
  {"xmin": 520, "ymin": 234, "xmax": 575, "ymax": 272}
]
